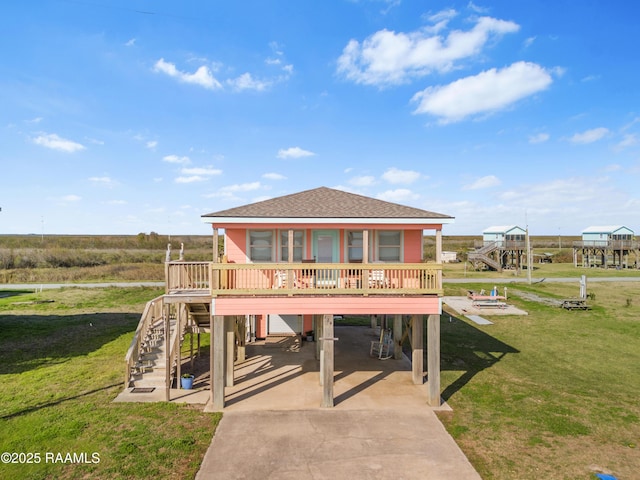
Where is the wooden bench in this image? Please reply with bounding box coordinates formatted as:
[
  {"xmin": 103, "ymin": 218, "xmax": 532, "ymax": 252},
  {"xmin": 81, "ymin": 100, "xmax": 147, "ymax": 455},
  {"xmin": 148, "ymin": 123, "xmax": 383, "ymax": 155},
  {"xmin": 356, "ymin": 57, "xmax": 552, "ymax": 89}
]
[{"xmin": 473, "ymin": 300, "xmax": 507, "ymax": 309}]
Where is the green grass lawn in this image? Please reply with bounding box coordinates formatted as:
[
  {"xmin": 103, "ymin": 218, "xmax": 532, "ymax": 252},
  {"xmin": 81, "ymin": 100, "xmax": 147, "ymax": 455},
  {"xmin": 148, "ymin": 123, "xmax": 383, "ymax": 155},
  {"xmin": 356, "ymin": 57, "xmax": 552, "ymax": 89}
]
[
  {"xmin": 0, "ymin": 287, "xmax": 221, "ymax": 480},
  {"xmin": 1, "ymin": 278, "xmax": 638, "ymax": 479},
  {"xmin": 440, "ymin": 281, "xmax": 640, "ymax": 479}
]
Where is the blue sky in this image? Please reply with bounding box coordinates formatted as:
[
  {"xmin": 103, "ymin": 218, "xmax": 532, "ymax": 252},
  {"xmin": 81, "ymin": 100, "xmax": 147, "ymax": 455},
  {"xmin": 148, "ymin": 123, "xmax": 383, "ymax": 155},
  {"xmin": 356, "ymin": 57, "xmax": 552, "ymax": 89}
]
[{"xmin": 2, "ymin": 0, "xmax": 639, "ymax": 236}]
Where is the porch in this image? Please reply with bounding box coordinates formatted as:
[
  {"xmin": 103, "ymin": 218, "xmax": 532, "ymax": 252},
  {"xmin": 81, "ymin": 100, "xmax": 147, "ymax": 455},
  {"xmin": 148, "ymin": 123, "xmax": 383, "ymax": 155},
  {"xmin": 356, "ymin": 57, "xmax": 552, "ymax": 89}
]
[{"xmin": 165, "ymin": 261, "xmax": 443, "ymax": 296}]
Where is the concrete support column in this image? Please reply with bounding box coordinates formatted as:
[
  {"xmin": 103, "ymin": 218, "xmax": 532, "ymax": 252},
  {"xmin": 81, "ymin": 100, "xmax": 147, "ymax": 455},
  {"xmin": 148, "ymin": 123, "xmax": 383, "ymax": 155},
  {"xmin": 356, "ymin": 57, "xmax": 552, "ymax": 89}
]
[
  {"xmin": 393, "ymin": 314, "xmax": 403, "ymax": 360},
  {"xmin": 435, "ymin": 228, "xmax": 442, "ymax": 262},
  {"xmin": 321, "ymin": 314, "xmax": 335, "ymax": 408},
  {"xmin": 411, "ymin": 314, "xmax": 423, "ymax": 385},
  {"xmin": 427, "ymin": 314, "xmax": 441, "ymax": 407},
  {"xmin": 225, "ymin": 316, "xmax": 235, "ymax": 387},
  {"xmin": 212, "ymin": 315, "xmax": 225, "ymax": 410}
]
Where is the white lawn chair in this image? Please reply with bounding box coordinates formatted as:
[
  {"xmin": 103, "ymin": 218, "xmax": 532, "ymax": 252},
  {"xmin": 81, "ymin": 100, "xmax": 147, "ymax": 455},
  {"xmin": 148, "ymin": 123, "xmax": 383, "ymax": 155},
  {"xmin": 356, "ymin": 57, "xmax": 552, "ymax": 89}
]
[{"xmin": 370, "ymin": 328, "xmax": 393, "ymax": 360}]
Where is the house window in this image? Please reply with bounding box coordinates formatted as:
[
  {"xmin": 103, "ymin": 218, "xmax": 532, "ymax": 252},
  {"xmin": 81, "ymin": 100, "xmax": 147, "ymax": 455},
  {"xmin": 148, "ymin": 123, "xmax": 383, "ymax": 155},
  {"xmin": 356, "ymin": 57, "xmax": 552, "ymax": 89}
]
[
  {"xmin": 280, "ymin": 230, "xmax": 304, "ymax": 261},
  {"xmin": 249, "ymin": 230, "xmax": 274, "ymax": 262},
  {"xmin": 347, "ymin": 231, "xmax": 363, "ymax": 262},
  {"xmin": 377, "ymin": 231, "xmax": 401, "ymax": 262}
]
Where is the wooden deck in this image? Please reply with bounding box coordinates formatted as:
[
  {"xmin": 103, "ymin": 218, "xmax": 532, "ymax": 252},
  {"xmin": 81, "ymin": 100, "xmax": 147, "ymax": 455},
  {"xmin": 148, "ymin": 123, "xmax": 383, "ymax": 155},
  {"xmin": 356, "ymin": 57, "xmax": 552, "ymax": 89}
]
[{"xmin": 165, "ymin": 261, "xmax": 443, "ymax": 297}]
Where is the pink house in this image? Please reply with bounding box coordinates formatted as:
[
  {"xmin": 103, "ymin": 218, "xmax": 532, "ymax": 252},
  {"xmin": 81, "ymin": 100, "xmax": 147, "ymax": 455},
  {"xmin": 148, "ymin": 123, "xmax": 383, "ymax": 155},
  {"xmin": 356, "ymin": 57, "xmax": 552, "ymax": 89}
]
[{"xmin": 125, "ymin": 187, "xmax": 454, "ymax": 409}]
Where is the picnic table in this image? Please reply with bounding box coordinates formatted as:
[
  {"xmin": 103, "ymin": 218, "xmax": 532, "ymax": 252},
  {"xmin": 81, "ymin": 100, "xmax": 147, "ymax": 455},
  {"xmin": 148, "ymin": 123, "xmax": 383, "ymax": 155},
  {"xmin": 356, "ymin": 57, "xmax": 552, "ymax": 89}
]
[
  {"xmin": 561, "ymin": 298, "xmax": 591, "ymax": 310},
  {"xmin": 469, "ymin": 294, "xmax": 507, "ymax": 309}
]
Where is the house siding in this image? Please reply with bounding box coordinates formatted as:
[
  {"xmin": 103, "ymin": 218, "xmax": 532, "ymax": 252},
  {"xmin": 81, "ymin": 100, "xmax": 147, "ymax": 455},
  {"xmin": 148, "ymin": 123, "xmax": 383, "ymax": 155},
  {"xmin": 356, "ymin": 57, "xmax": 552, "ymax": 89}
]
[
  {"xmin": 223, "ymin": 225, "xmax": 428, "ymax": 263},
  {"xmin": 213, "ymin": 295, "xmax": 441, "ymax": 316}
]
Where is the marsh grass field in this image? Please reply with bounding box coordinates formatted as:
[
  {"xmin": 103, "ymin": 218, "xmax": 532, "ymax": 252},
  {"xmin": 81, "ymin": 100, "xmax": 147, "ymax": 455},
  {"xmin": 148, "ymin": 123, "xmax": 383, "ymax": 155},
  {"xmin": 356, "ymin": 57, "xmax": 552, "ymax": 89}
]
[{"xmin": 1, "ymin": 235, "xmax": 639, "ymax": 479}]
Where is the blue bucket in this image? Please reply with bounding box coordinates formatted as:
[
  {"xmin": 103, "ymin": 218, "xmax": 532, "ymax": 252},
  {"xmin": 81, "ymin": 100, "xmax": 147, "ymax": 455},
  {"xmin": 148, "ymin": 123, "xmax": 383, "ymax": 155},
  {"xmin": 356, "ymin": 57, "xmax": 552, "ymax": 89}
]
[{"xmin": 181, "ymin": 375, "xmax": 194, "ymax": 389}]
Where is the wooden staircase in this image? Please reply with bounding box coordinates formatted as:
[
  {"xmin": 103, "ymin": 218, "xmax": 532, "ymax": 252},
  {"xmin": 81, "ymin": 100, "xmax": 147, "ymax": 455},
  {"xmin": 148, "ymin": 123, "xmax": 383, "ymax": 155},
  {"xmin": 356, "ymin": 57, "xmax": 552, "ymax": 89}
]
[
  {"xmin": 186, "ymin": 302, "xmax": 210, "ymax": 328},
  {"xmin": 127, "ymin": 316, "xmax": 182, "ymax": 390},
  {"xmin": 467, "ymin": 242, "xmax": 502, "ymax": 272}
]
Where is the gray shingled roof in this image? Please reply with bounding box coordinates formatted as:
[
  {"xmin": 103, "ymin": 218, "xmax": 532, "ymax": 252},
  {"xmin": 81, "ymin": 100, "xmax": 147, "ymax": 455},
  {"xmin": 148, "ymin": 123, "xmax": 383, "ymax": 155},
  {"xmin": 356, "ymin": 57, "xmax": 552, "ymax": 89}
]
[{"xmin": 202, "ymin": 187, "xmax": 453, "ymax": 220}]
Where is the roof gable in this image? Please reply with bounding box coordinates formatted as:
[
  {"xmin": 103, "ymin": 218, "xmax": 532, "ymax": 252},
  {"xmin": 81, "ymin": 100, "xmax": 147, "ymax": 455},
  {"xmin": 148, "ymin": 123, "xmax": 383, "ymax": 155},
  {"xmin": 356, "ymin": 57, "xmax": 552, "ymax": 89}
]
[
  {"xmin": 483, "ymin": 225, "xmax": 524, "ymax": 234},
  {"xmin": 202, "ymin": 187, "xmax": 453, "ymax": 223},
  {"xmin": 582, "ymin": 226, "xmax": 633, "ymax": 234}
]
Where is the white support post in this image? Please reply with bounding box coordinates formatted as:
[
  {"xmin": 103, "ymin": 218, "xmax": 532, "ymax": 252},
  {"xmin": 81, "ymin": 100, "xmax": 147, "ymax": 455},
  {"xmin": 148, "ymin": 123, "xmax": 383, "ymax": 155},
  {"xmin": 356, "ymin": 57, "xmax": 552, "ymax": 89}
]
[
  {"xmin": 212, "ymin": 315, "xmax": 225, "ymax": 410},
  {"xmin": 393, "ymin": 314, "xmax": 403, "ymax": 360},
  {"xmin": 164, "ymin": 303, "xmax": 171, "ymax": 401},
  {"xmin": 321, "ymin": 314, "xmax": 335, "ymax": 408},
  {"xmin": 427, "ymin": 314, "xmax": 441, "ymax": 407},
  {"xmin": 411, "ymin": 314, "xmax": 423, "ymax": 385},
  {"xmin": 225, "ymin": 316, "xmax": 235, "ymax": 387}
]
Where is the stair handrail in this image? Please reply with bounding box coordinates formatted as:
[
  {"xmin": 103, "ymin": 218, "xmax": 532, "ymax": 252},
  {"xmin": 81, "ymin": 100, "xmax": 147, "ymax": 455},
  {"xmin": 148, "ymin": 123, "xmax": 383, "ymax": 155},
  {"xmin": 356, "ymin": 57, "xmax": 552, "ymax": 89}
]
[
  {"xmin": 124, "ymin": 295, "xmax": 164, "ymax": 388},
  {"xmin": 168, "ymin": 305, "xmax": 186, "ymax": 391}
]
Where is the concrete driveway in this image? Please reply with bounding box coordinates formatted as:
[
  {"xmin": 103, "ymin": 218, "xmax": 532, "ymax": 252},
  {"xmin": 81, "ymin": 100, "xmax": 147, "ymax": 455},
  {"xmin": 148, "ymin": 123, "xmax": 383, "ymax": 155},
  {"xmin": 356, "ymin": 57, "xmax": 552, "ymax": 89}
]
[{"xmin": 196, "ymin": 326, "xmax": 481, "ymax": 480}]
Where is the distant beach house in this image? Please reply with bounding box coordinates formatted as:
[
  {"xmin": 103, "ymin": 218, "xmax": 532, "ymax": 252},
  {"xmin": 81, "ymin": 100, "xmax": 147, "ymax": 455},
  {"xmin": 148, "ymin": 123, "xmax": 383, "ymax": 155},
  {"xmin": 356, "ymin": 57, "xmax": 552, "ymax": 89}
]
[
  {"xmin": 123, "ymin": 187, "xmax": 454, "ymax": 410},
  {"xmin": 482, "ymin": 225, "xmax": 526, "ymax": 247},
  {"xmin": 580, "ymin": 226, "xmax": 634, "ymax": 246},
  {"xmin": 467, "ymin": 225, "xmax": 527, "ymax": 272},
  {"xmin": 574, "ymin": 226, "xmax": 638, "ymax": 268}
]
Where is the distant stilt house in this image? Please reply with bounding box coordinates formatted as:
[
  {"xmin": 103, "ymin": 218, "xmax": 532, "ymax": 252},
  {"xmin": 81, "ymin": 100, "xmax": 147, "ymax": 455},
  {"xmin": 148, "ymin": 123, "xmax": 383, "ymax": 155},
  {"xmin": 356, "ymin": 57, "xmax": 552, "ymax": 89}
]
[
  {"xmin": 573, "ymin": 226, "xmax": 639, "ymax": 269},
  {"xmin": 467, "ymin": 225, "xmax": 527, "ymax": 272}
]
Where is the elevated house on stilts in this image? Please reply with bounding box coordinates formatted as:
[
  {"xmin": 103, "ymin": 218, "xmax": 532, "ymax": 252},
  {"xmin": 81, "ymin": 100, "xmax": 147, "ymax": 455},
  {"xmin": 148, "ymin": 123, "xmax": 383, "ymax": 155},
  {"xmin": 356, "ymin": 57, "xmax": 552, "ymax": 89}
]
[
  {"xmin": 573, "ymin": 226, "xmax": 639, "ymax": 269},
  {"xmin": 123, "ymin": 187, "xmax": 454, "ymax": 410},
  {"xmin": 467, "ymin": 225, "xmax": 527, "ymax": 272}
]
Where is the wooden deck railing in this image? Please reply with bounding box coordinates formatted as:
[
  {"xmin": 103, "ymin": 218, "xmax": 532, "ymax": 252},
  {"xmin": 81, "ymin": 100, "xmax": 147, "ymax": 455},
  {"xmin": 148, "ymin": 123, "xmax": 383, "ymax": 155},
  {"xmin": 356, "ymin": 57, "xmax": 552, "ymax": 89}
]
[
  {"xmin": 166, "ymin": 261, "xmax": 443, "ymax": 296},
  {"xmin": 572, "ymin": 240, "xmax": 638, "ymax": 249}
]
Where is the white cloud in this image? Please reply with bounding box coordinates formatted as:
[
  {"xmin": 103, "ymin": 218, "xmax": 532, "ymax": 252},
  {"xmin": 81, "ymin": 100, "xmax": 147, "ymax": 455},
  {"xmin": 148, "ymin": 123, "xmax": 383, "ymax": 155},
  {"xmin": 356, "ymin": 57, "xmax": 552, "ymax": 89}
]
[
  {"xmin": 523, "ymin": 36, "xmax": 536, "ymax": 48},
  {"xmin": 529, "ymin": 132, "xmax": 550, "ymax": 144},
  {"xmin": 163, "ymin": 154, "xmax": 191, "ymax": 165},
  {"xmin": 569, "ymin": 127, "xmax": 609, "ymax": 144},
  {"xmin": 337, "ymin": 15, "xmax": 519, "ymax": 86},
  {"xmin": 277, "ymin": 147, "xmax": 315, "ymax": 159},
  {"xmin": 32, "ymin": 133, "xmax": 85, "ymax": 153},
  {"xmin": 60, "ymin": 194, "xmax": 81, "ymax": 202},
  {"xmin": 227, "ymin": 73, "xmax": 270, "ymax": 92},
  {"xmin": 381, "ymin": 167, "xmax": 422, "ymax": 184},
  {"xmin": 146, "ymin": 140, "xmax": 158, "ymax": 150},
  {"xmin": 221, "ymin": 182, "xmax": 262, "ymax": 192},
  {"xmin": 89, "ymin": 176, "xmax": 115, "ymax": 186},
  {"xmin": 377, "ymin": 189, "xmax": 419, "ymax": 202},
  {"xmin": 175, "ymin": 176, "xmax": 207, "ymax": 184},
  {"xmin": 463, "ymin": 175, "xmax": 501, "ymax": 190},
  {"xmin": 175, "ymin": 166, "xmax": 222, "ymax": 183},
  {"xmin": 614, "ymin": 133, "xmax": 637, "ymax": 150},
  {"xmin": 467, "ymin": 1, "xmax": 489, "ymax": 14},
  {"xmin": 180, "ymin": 167, "xmax": 222, "ymax": 176},
  {"xmin": 349, "ymin": 175, "xmax": 377, "ymax": 187},
  {"xmin": 263, "ymin": 172, "xmax": 287, "ymax": 180},
  {"xmin": 125, "ymin": 38, "xmax": 136, "ymax": 47},
  {"xmin": 153, "ymin": 58, "xmax": 222, "ymax": 90},
  {"xmin": 411, "ymin": 61, "xmax": 553, "ymax": 123}
]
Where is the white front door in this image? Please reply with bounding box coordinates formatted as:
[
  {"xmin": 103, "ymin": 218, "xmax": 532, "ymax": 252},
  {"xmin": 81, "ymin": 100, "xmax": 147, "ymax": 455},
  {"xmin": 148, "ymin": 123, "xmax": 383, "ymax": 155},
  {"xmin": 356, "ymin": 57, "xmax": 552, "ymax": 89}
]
[{"xmin": 313, "ymin": 230, "xmax": 338, "ymax": 263}]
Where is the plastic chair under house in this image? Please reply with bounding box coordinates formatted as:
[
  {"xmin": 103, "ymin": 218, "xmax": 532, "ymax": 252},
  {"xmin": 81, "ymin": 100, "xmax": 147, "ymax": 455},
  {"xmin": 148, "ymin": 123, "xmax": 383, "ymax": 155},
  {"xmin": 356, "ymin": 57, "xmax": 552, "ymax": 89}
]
[{"xmin": 370, "ymin": 328, "xmax": 393, "ymax": 360}]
